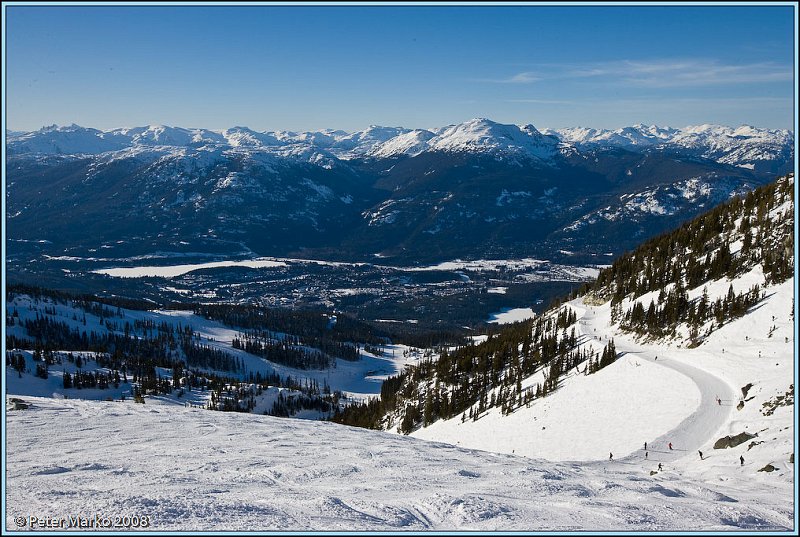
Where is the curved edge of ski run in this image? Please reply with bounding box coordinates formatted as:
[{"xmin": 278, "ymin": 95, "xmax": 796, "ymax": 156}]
[
  {"xmin": 604, "ymin": 337, "xmax": 735, "ymax": 466},
  {"xmin": 621, "ymin": 356, "xmax": 734, "ymax": 465},
  {"xmin": 573, "ymin": 298, "xmax": 736, "ymax": 467},
  {"xmin": 412, "ymin": 299, "xmax": 705, "ymax": 462}
]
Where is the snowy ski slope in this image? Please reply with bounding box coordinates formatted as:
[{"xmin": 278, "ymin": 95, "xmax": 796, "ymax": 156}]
[
  {"xmin": 4, "ymin": 277, "xmax": 795, "ymax": 531},
  {"xmin": 4, "ymin": 394, "xmax": 793, "ymax": 532}
]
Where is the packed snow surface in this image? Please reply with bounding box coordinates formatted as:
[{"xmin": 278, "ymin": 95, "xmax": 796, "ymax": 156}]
[{"xmin": 5, "ymin": 396, "xmax": 792, "ymax": 532}]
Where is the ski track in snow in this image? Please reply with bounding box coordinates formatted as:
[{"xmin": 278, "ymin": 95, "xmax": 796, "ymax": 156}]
[{"xmin": 579, "ymin": 305, "xmax": 735, "ymax": 466}]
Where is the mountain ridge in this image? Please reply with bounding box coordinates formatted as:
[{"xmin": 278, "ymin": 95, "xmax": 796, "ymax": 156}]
[{"xmin": 8, "ymin": 118, "xmax": 793, "ymax": 172}]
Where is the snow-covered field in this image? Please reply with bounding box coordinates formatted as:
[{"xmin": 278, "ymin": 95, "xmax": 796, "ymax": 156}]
[{"xmin": 4, "ymin": 395, "xmax": 792, "ymax": 532}]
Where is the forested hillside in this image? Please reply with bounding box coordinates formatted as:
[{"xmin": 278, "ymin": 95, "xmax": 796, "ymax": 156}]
[
  {"xmin": 584, "ymin": 173, "xmax": 794, "ymax": 343},
  {"xmin": 5, "ymin": 287, "xmax": 387, "ymax": 416}
]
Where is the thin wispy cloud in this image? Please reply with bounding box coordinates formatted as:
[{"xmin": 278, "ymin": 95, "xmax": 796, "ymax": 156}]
[
  {"xmin": 507, "ymin": 98, "xmax": 576, "ymax": 105},
  {"xmin": 508, "ymin": 96, "xmax": 791, "ymax": 108},
  {"xmin": 614, "ymin": 60, "xmax": 792, "ymax": 87},
  {"xmin": 486, "ymin": 59, "xmax": 792, "ymax": 88},
  {"xmin": 609, "ymin": 96, "xmax": 792, "ymax": 107},
  {"xmin": 508, "ymin": 72, "xmax": 542, "ymax": 84},
  {"xmin": 476, "ymin": 72, "xmax": 541, "ymax": 84}
]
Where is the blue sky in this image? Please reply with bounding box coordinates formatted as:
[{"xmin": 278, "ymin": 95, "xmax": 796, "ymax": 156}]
[{"xmin": 4, "ymin": 3, "xmax": 796, "ymax": 132}]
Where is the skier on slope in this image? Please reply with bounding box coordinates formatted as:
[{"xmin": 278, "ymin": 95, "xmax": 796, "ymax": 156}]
[
  {"xmin": 740, "ymin": 455, "xmax": 744, "ymax": 466},
  {"xmin": 658, "ymin": 463, "xmax": 663, "ymax": 471},
  {"xmin": 699, "ymin": 450, "xmax": 703, "ymax": 460},
  {"xmin": 609, "ymin": 452, "xmax": 613, "ymax": 461},
  {"xmin": 668, "ymin": 442, "xmax": 673, "ymax": 450}
]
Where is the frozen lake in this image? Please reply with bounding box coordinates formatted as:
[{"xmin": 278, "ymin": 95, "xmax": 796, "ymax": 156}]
[{"xmin": 487, "ymin": 307, "xmax": 536, "ymax": 324}]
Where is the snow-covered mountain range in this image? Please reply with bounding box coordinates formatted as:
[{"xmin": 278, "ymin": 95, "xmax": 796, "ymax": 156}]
[
  {"xmin": 544, "ymin": 123, "xmax": 794, "ymax": 172},
  {"xmin": 6, "ymin": 118, "xmax": 795, "ymax": 286},
  {"xmin": 8, "ymin": 118, "xmax": 794, "ymax": 171}
]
